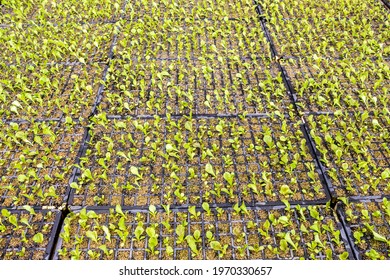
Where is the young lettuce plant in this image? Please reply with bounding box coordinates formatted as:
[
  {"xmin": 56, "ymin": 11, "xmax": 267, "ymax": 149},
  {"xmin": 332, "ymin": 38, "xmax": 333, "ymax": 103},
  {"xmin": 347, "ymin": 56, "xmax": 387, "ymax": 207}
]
[
  {"xmin": 210, "ymin": 241, "xmax": 228, "ymax": 258},
  {"xmin": 146, "ymin": 227, "xmax": 159, "ymax": 256}
]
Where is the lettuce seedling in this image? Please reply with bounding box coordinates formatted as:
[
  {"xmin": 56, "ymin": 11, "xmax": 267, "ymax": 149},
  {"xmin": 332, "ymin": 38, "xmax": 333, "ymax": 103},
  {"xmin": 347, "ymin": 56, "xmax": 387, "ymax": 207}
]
[
  {"xmin": 188, "ymin": 206, "xmax": 200, "ymax": 220},
  {"xmin": 162, "ymin": 204, "xmax": 171, "ymax": 217},
  {"xmin": 202, "ymin": 202, "xmax": 211, "ymax": 216},
  {"xmin": 149, "ymin": 205, "xmax": 157, "ymax": 218},
  {"xmin": 284, "ymin": 232, "xmax": 298, "ymax": 250},
  {"xmin": 338, "ymin": 252, "xmax": 349, "ymax": 260},
  {"xmin": 146, "ymin": 227, "xmax": 159, "ymax": 255},
  {"xmin": 206, "ymin": 231, "xmax": 215, "ymax": 242},
  {"xmin": 134, "ymin": 224, "xmax": 145, "ymax": 242},
  {"xmin": 210, "ymin": 241, "xmax": 228, "ymax": 257},
  {"xmin": 33, "ymin": 233, "xmax": 44, "ymax": 244},
  {"xmin": 70, "ymin": 182, "xmax": 82, "ymax": 193},
  {"xmin": 115, "ymin": 205, "xmax": 126, "ymax": 218},
  {"xmin": 99, "ymin": 245, "xmax": 113, "ymax": 257},
  {"xmin": 86, "ymin": 230, "xmax": 99, "ymax": 244},
  {"xmin": 205, "ymin": 163, "xmax": 216, "ymax": 177},
  {"xmin": 240, "ymin": 202, "xmax": 249, "ymax": 216},
  {"xmin": 70, "ymin": 246, "xmax": 82, "ymax": 260},
  {"xmin": 223, "ymin": 172, "xmax": 235, "ymax": 187},
  {"xmin": 382, "ymin": 169, "xmax": 390, "ymax": 180},
  {"xmin": 365, "ymin": 249, "xmax": 383, "ymax": 260},
  {"xmin": 280, "ymin": 184, "xmax": 293, "ymax": 196},
  {"xmin": 185, "ymin": 235, "xmax": 199, "ymax": 257},
  {"xmin": 263, "ymin": 134, "xmax": 275, "ymax": 149},
  {"xmin": 176, "ymin": 225, "xmax": 186, "ymax": 244},
  {"xmin": 233, "ymin": 203, "xmax": 241, "ymax": 215},
  {"xmin": 130, "ymin": 166, "xmax": 143, "ymax": 180},
  {"xmin": 364, "ymin": 223, "xmax": 389, "ymax": 244},
  {"xmin": 102, "ymin": 225, "xmax": 111, "ymax": 243}
]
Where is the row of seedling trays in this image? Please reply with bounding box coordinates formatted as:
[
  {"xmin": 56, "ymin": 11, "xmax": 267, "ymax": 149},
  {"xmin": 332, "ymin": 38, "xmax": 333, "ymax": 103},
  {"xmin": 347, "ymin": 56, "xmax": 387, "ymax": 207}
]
[
  {"xmin": 2, "ymin": 110, "xmax": 389, "ymax": 210},
  {"xmin": 1, "ymin": 199, "xmax": 389, "ymax": 260}
]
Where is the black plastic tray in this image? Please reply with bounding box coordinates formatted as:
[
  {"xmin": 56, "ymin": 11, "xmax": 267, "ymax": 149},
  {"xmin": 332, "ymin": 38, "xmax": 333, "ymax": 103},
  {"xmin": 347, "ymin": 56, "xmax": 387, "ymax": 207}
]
[
  {"xmin": 336, "ymin": 198, "xmax": 390, "ymax": 260},
  {"xmin": 67, "ymin": 115, "xmax": 330, "ymax": 208},
  {"xmin": 303, "ymin": 113, "xmax": 390, "ymax": 200},
  {"xmin": 0, "ymin": 208, "xmax": 62, "ymax": 260},
  {"xmin": 53, "ymin": 204, "xmax": 353, "ymax": 260},
  {"xmin": 97, "ymin": 58, "xmax": 296, "ymax": 117},
  {"xmin": 0, "ymin": 63, "xmax": 106, "ymax": 122},
  {"xmin": 0, "ymin": 120, "xmax": 85, "ymax": 208}
]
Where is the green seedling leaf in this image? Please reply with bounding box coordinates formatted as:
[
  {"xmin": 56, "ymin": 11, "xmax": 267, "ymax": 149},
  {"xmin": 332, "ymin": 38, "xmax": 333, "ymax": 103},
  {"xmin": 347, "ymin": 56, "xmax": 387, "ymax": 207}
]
[
  {"xmin": 365, "ymin": 249, "xmax": 382, "ymax": 260},
  {"xmin": 284, "ymin": 232, "xmax": 297, "ymax": 250},
  {"xmin": 215, "ymin": 124, "xmax": 223, "ymax": 134},
  {"xmin": 263, "ymin": 135, "xmax": 274, "ymax": 148},
  {"xmin": 12, "ymin": 100, "xmax": 22, "ymax": 108},
  {"xmin": 130, "ymin": 166, "xmax": 141, "ymax": 177},
  {"xmin": 185, "ymin": 235, "xmax": 199, "ymax": 255},
  {"xmin": 364, "ymin": 223, "xmax": 388, "ymax": 243},
  {"xmin": 280, "ymin": 184, "xmax": 293, "ymax": 196},
  {"xmin": 210, "ymin": 241, "xmax": 222, "ymax": 251},
  {"xmin": 175, "ymin": 225, "xmax": 185, "ymax": 244},
  {"xmin": 86, "ymin": 231, "xmax": 98, "ymax": 243},
  {"xmin": 115, "ymin": 204, "xmax": 125, "ymax": 218},
  {"xmin": 146, "ymin": 227, "xmax": 156, "ymax": 238},
  {"xmin": 8, "ymin": 215, "xmax": 18, "ymax": 228},
  {"xmin": 20, "ymin": 218, "xmax": 31, "ymax": 229},
  {"xmin": 115, "ymin": 121, "xmax": 127, "ymax": 129},
  {"xmin": 149, "ymin": 205, "xmax": 157, "ymax": 217},
  {"xmin": 381, "ymin": 169, "xmax": 390, "ymax": 180},
  {"xmin": 1, "ymin": 209, "xmax": 10, "ymax": 218},
  {"xmin": 280, "ymin": 239, "xmax": 288, "ymax": 251},
  {"xmin": 188, "ymin": 206, "xmax": 200, "ymax": 219},
  {"xmin": 10, "ymin": 105, "xmax": 19, "ymax": 115},
  {"xmin": 99, "ymin": 244, "xmax": 113, "ymax": 256},
  {"xmin": 118, "ymin": 217, "xmax": 127, "ymax": 231},
  {"xmin": 33, "ymin": 233, "xmax": 44, "ymax": 244},
  {"xmin": 87, "ymin": 211, "xmax": 98, "ymax": 219},
  {"xmin": 202, "ymin": 202, "xmax": 211, "ymax": 215},
  {"xmin": 165, "ymin": 144, "xmax": 175, "ymax": 152},
  {"xmin": 223, "ymin": 172, "xmax": 235, "ymax": 186},
  {"xmin": 339, "ymin": 252, "xmax": 349, "ymax": 260},
  {"xmin": 22, "ymin": 206, "xmax": 36, "ymax": 215},
  {"xmin": 185, "ymin": 121, "xmax": 193, "ymax": 132},
  {"xmin": 70, "ymin": 182, "xmax": 80, "ymax": 191},
  {"xmin": 102, "ymin": 225, "xmax": 111, "ymax": 243},
  {"xmin": 134, "ymin": 225, "xmax": 145, "ymax": 241},
  {"xmin": 205, "ymin": 163, "xmax": 216, "ymax": 177},
  {"xmin": 18, "ymin": 174, "xmax": 28, "ymax": 183},
  {"xmin": 65, "ymin": 116, "xmax": 73, "ymax": 125}
]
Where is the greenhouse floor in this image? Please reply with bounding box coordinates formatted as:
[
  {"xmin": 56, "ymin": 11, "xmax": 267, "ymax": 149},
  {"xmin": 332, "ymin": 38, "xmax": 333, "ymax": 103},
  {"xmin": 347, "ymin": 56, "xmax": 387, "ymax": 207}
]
[{"xmin": 0, "ymin": 0, "xmax": 389, "ymax": 260}]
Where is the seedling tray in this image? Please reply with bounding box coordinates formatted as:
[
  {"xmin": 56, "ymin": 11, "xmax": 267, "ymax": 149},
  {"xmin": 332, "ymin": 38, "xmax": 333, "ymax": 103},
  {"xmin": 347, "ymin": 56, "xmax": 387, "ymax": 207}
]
[
  {"xmin": 36, "ymin": 0, "xmax": 126, "ymax": 24},
  {"xmin": 0, "ymin": 22, "xmax": 115, "ymax": 65},
  {"xmin": 0, "ymin": 63, "xmax": 106, "ymax": 122},
  {"xmin": 0, "ymin": 120, "xmax": 85, "ymax": 207},
  {"xmin": 256, "ymin": 0, "xmax": 389, "ymax": 58},
  {"xmin": 122, "ymin": 0, "xmax": 261, "ymax": 21},
  {"xmin": 98, "ymin": 58, "xmax": 297, "ymax": 117},
  {"xmin": 0, "ymin": 0, "xmax": 126, "ymax": 25},
  {"xmin": 266, "ymin": 20, "xmax": 388, "ymax": 59},
  {"xmin": 304, "ymin": 112, "xmax": 390, "ymax": 200},
  {"xmin": 0, "ymin": 208, "xmax": 61, "ymax": 260},
  {"xmin": 256, "ymin": 0, "xmax": 386, "ymax": 19},
  {"xmin": 54, "ymin": 204, "xmax": 352, "ymax": 260},
  {"xmin": 336, "ymin": 198, "xmax": 390, "ymax": 260},
  {"xmin": 68, "ymin": 115, "xmax": 330, "ymax": 208},
  {"xmin": 280, "ymin": 57, "xmax": 390, "ymax": 115},
  {"xmin": 0, "ymin": 1, "xmax": 39, "ymax": 25},
  {"xmin": 115, "ymin": 19, "xmax": 271, "ymax": 61}
]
